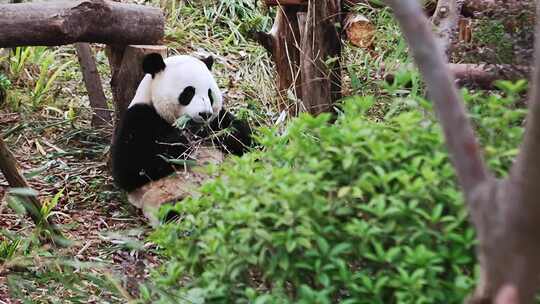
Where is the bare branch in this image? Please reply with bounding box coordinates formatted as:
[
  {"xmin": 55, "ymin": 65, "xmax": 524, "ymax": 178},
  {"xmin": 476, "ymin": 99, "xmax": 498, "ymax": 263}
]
[
  {"xmin": 431, "ymin": 0, "xmax": 461, "ymax": 54},
  {"xmin": 384, "ymin": 0, "xmax": 490, "ymax": 195}
]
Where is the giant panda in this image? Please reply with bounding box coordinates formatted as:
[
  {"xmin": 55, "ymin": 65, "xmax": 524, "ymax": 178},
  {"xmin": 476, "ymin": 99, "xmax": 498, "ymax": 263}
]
[{"xmin": 111, "ymin": 53, "xmax": 252, "ymax": 226}]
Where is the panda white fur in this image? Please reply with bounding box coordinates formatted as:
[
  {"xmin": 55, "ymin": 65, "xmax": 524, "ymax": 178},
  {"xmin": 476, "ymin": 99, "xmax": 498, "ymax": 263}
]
[{"xmin": 111, "ymin": 53, "xmax": 252, "ymax": 226}]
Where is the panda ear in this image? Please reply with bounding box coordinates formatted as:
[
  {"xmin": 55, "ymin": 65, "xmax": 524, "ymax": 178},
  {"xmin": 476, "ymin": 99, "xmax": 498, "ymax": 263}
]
[
  {"xmin": 201, "ymin": 56, "xmax": 214, "ymax": 71},
  {"xmin": 142, "ymin": 53, "xmax": 166, "ymax": 77}
]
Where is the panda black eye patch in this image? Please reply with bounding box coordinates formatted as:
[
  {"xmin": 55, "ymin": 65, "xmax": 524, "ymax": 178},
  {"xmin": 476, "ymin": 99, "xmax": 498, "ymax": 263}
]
[
  {"xmin": 178, "ymin": 86, "xmax": 196, "ymax": 106},
  {"xmin": 208, "ymin": 89, "xmax": 214, "ymax": 105}
]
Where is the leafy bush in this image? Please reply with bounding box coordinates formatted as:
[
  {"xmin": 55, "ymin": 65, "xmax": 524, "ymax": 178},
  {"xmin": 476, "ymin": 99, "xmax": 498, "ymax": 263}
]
[{"xmin": 144, "ymin": 87, "xmax": 525, "ymax": 303}]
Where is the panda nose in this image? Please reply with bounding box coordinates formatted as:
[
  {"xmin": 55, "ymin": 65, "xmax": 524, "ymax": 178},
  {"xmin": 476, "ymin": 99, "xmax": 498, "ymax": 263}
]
[{"xmin": 198, "ymin": 111, "xmax": 212, "ymax": 121}]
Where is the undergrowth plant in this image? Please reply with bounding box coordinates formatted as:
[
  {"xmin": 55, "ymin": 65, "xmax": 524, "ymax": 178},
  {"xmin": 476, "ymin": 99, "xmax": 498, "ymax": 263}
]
[
  {"xmin": 0, "ymin": 73, "xmax": 10, "ymax": 104},
  {"xmin": 5, "ymin": 46, "xmax": 72, "ymax": 109},
  {"xmin": 142, "ymin": 82, "xmax": 525, "ymax": 303}
]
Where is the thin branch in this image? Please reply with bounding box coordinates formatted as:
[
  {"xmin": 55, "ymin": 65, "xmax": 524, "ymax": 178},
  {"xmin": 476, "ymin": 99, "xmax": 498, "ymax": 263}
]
[{"xmin": 384, "ymin": 0, "xmax": 491, "ymax": 195}]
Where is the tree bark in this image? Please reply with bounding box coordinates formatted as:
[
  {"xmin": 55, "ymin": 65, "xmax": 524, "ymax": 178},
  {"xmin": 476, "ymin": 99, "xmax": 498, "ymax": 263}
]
[
  {"xmin": 431, "ymin": 0, "xmax": 462, "ymax": 55},
  {"xmin": 0, "ymin": 0, "xmax": 164, "ymax": 47},
  {"xmin": 253, "ymin": 6, "xmax": 303, "ymax": 115},
  {"xmin": 300, "ymin": 0, "xmax": 342, "ymax": 115},
  {"xmin": 75, "ymin": 43, "xmax": 111, "ymax": 128}
]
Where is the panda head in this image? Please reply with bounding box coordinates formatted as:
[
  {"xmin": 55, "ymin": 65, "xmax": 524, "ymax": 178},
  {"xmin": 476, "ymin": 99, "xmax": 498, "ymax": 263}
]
[{"xmin": 132, "ymin": 53, "xmax": 223, "ymax": 124}]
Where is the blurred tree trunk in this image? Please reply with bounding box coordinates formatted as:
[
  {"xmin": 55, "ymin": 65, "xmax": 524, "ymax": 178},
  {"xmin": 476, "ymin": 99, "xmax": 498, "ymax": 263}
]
[{"xmin": 385, "ymin": 0, "xmax": 540, "ymax": 303}]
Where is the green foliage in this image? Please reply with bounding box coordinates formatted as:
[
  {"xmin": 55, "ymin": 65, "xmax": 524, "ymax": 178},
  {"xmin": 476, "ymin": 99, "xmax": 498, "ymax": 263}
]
[
  {"xmin": 465, "ymin": 80, "xmax": 527, "ymax": 177},
  {"xmin": 203, "ymin": 0, "xmax": 272, "ymax": 44},
  {"xmin": 0, "ymin": 74, "xmax": 8, "ymax": 105},
  {"xmin": 31, "ymin": 54, "xmax": 73, "ymax": 108},
  {"xmin": 143, "ymin": 83, "xmax": 526, "ymax": 303},
  {"xmin": 0, "ymin": 239, "xmax": 20, "ymax": 263},
  {"xmin": 6, "ymin": 257, "xmax": 126, "ymax": 303},
  {"xmin": 475, "ymin": 20, "xmax": 513, "ymax": 64},
  {"xmin": 3, "ymin": 47, "xmax": 73, "ymax": 110},
  {"xmin": 0, "ymin": 73, "xmax": 11, "ymax": 90},
  {"xmin": 343, "ymin": 6, "xmax": 411, "ymax": 118}
]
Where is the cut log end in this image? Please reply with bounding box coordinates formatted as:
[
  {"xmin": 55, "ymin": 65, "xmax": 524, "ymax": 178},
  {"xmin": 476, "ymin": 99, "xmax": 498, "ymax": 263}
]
[{"xmin": 344, "ymin": 13, "xmax": 375, "ymax": 49}]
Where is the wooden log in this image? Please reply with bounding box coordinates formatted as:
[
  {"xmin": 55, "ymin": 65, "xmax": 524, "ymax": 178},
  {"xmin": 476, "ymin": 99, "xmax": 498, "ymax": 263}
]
[
  {"xmin": 0, "ymin": 0, "xmax": 164, "ymax": 48},
  {"xmin": 0, "ymin": 135, "xmax": 64, "ymax": 243},
  {"xmin": 75, "ymin": 43, "xmax": 111, "ymax": 128},
  {"xmin": 451, "ymin": 63, "xmax": 530, "ymax": 88},
  {"xmin": 252, "ymin": 6, "xmax": 303, "ymax": 115},
  {"xmin": 265, "ymin": 0, "xmax": 306, "ymax": 5},
  {"xmin": 107, "ymin": 45, "xmax": 167, "ymax": 131},
  {"xmin": 344, "ymin": 13, "xmax": 375, "ymax": 49},
  {"xmin": 265, "ymin": 0, "xmax": 384, "ymax": 9},
  {"xmin": 300, "ymin": 0, "xmax": 342, "ymax": 115},
  {"xmin": 383, "ymin": 63, "xmax": 530, "ymax": 89},
  {"xmin": 127, "ymin": 147, "xmax": 224, "ymax": 227}
]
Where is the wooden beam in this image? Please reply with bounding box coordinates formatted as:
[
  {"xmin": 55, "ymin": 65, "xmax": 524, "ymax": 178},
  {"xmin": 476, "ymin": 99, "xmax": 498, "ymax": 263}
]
[
  {"xmin": 265, "ymin": 0, "xmax": 307, "ymax": 6},
  {"xmin": 75, "ymin": 43, "xmax": 112, "ymax": 128},
  {"xmin": 265, "ymin": 0, "xmax": 367, "ymax": 8},
  {"xmin": 0, "ymin": 0, "xmax": 164, "ymax": 47}
]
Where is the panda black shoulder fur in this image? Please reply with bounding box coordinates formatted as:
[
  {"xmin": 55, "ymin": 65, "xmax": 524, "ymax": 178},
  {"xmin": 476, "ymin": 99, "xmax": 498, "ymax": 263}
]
[{"xmin": 111, "ymin": 53, "xmax": 252, "ymax": 225}]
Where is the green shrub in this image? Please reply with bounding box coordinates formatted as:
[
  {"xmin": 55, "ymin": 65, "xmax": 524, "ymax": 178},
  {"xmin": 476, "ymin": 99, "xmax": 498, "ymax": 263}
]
[{"xmin": 144, "ymin": 86, "xmax": 525, "ymax": 303}]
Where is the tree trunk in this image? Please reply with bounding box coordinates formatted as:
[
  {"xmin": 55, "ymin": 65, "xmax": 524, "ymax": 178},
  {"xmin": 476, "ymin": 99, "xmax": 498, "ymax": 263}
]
[
  {"xmin": 75, "ymin": 43, "xmax": 111, "ymax": 128},
  {"xmin": 300, "ymin": 0, "xmax": 342, "ymax": 115},
  {"xmin": 253, "ymin": 6, "xmax": 303, "ymax": 115},
  {"xmin": 0, "ymin": 0, "xmax": 164, "ymax": 47},
  {"xmin": 431, "ymin": 0, "xmax": 462, "ymax": 55}
]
